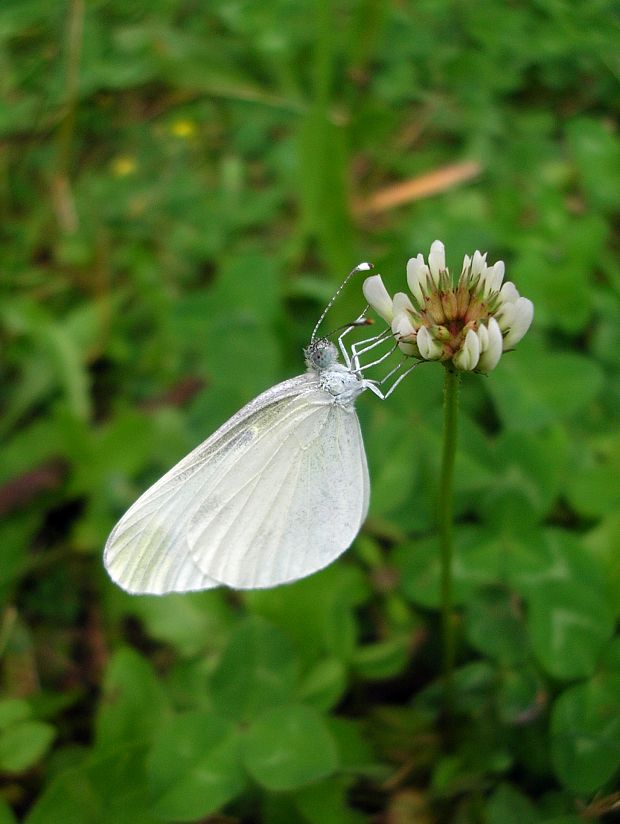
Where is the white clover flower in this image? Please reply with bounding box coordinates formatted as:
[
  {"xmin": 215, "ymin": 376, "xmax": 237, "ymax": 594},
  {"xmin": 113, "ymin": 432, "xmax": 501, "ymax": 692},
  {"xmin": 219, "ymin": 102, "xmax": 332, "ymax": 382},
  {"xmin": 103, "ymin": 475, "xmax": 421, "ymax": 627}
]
[{"xmin": 362, "ymin": 241, "xmax": 533, "ymax": 373}]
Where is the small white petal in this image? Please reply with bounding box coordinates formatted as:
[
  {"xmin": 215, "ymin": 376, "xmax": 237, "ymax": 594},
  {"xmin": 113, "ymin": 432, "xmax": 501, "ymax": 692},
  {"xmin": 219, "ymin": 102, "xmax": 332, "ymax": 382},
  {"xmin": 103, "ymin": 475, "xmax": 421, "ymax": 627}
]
[
  {"xmin": 495, "ymin": 301, "xmax": 516, "ymax": 332},
  {"xmin": 484, "ymin": 261, "xmax": 505, "ymax": 296},
  {"xmin": 417, "ymin": 325, "xmax": 442, "ymax": 360},
  {"xmin": 465, "ymin": 327, "xmax": 481, "ymax": 367},
  {"xmin": 478, "ymin": 318, "xmax": 503, "ymax": 372},
  {"xmin": 480, "ymin": 260, "xmax": 506, "ymax": 298},
  {"xmin": 454, "ymin": 328, "xmax": 480, "ymax": 371},
  {"xmin": 470, "ymin": 250, "xmax": 486, "ymax": 278},
  {"xmin": 392, "ymin": 311, "xmax": 415, "ymax": 339},
  {"xmin": 499, "ymin": 281, "xmax": 520, "ymax": 304},
  {"xmin": 398, "ymin": 341, "xmax": 417, "ymax": 355},
  {"xmin": 428, "ymin": 240, "xmax": 445, "ymax": 284},
  {"xmin": 391, "ymin": 308, "xmax": 417, "ymax": 356},
  {"xmin": 477, "ymin": 322, "xmax": 489, "ymax": 351},
  {"xmin": 363, "ymin": 274, "xmax": 393, "ymax": 322},
  {"xmin": 502, "ymin": 298, "xmax": 534, "ymax": 349},
  {"xmin": 406, "ymin": 255, "xmax": 429, "ymax": 305},
  {"xmin": 458, "ymin": 254, "xmax": 472, "ymax": 286},
  {"xmin": 393, "ymin": 291, "xmax": 415, "ymax": 316}
]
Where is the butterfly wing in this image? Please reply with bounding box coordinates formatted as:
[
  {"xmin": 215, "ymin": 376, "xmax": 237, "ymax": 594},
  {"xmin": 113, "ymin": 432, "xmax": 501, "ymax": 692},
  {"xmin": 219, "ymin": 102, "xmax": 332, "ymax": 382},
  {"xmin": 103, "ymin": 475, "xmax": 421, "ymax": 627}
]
[
  {"xmin": 104, "ymin": 374, "xmax": 322, "ymax": 594},
  {"xmin": 187, "ymin": 393, "xmax": 369, "ymax": 589}
]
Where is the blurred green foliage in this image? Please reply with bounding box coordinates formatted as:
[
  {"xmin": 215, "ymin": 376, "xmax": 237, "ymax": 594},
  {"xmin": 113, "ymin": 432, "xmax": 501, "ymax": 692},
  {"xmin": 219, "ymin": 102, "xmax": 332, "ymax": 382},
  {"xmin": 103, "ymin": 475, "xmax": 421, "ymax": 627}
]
[{"xmin": 1, "ymin": 0, "xmax": 619, "ymax": 821}]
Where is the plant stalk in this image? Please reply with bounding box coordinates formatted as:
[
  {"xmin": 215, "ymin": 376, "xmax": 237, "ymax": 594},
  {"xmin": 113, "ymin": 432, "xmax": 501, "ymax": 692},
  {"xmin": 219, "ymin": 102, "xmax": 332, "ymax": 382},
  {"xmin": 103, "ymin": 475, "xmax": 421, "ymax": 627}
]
[{"xmin": 439, "ymin": 366, "xmax": 460, "ymax": 710}]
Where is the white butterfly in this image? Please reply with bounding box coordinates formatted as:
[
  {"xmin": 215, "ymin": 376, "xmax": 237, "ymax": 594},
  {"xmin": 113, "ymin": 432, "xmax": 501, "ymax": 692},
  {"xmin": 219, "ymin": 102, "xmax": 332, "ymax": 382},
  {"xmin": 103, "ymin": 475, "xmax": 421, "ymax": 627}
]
[{"xmin": 104, "ymin": 265, "xmax": 414, "ymax": 594}]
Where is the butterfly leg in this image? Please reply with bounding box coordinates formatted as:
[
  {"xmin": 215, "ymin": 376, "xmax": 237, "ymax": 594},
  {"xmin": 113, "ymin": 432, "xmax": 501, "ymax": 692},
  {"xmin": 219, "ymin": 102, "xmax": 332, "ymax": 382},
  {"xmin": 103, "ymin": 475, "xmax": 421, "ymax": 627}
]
[
  {"xmin": 350, "ymin": 328, "xmax": 394, "ymax": 372},
  {"xmin": 362, "ymin": 356, "xmax": 420, "ymax": 399},
  {"xmin": 337, "ymin": 309, "xmax": 370, "ymax": 368},
  {"xmin": 377, "ymin": 362, "xmax": 420, "ymax": 398}
]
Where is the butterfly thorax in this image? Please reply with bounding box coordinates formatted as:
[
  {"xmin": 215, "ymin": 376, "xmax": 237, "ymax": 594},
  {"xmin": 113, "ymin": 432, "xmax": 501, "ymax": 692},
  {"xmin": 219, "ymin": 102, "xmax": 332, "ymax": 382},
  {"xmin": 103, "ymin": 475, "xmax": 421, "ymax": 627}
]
[{"xmin": 318, "ymin": 364, "xmax": 365, "ymax": 407}]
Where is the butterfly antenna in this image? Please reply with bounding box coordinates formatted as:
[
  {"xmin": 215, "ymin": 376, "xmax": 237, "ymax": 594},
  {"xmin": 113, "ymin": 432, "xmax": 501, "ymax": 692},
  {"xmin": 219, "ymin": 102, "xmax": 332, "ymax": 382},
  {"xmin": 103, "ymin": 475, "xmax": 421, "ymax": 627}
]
[{"xmin": 310, "ymin": 262, "xmax": 374, "ymax": 344}]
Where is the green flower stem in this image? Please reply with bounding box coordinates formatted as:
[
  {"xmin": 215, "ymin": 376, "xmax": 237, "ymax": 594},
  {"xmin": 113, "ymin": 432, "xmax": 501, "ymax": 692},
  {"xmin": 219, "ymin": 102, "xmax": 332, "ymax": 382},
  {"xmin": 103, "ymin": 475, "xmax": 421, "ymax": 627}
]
[{"xmin": 439, "ymin": 366, "xmax": 460, "ymax": 709}]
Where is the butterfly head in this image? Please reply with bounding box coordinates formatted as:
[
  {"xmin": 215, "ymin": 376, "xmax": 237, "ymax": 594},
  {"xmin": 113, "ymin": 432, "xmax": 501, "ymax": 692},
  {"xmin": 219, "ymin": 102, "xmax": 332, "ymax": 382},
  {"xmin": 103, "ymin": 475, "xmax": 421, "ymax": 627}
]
[{"xmin": 304, "ymin": 338, "xmax": 339, "ymax": 372}]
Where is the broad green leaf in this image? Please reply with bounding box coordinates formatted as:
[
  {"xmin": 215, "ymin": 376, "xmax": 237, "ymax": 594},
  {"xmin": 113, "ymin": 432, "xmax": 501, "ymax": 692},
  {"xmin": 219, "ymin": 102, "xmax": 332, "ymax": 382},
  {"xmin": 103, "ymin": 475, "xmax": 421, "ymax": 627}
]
[
  {"xmin": 497, "ymin": 665, "xmax": 546, "ymax": 726},
  {"xmin": 0, "ymin": 698, "xmax": 31, "ymax": 729},
  {"xmin": 567, "ymin": 117, "xmax": 620, "ymax": 212},
  {"xmin": 352, "ymin": 635, "xmax": 412, "ymax": 681},
  {"xmin": 245, "ymin": 564, "xmax": 368, "ymax": 665},
  {"xmin": 565, "ymin": 433, "xmax": 620, "ymax": 519},
  {"xmin": 24, "ymin": 745, "xmax": 157, "ymax": 824},
  {"xmin": 147, "ymin": 712, "xmax": 244, "ymax": 821},
  {"xmin": 298, "ymin": 658, "xmax": 348, "ymax": 711},
  {"xmin": 505, "ymin": 528, "xmax": 606, "ymax": 599},
  {"xmin": 0, "ymin": 721, "xmax": 55, "ymax": 773},
  {"xmin": 528, "ymin": 582, "xmax": 614, "ymax": 680},
  {"xmin": 327, "ymin": 717, "xmax": 378, "ymax": 774},
  {"xmin": 486, "ymin": 336, "xmax": 604, "ymax": 432},
  {"xmin": 0, "ymin": 799, "xmax": 17, "ymax": 824},
  {"xmin": 465, "ymin": 586, "xmax": 529, "ymax": 665},
  {"xmin": 95, "ymin": 648, "xmax": 170, "ymax": 749},
  {"xmin": 484, "ymin": 427, "xmax": 568, "ymax": 521},
  {"xmin": 210, "ymin": 616, "xmax": 298, "ymax": 722},
  {"xmin": 551, "ymin": 675, "xmax": 620, "ymax": 793},
  {"xmin": 124, "ymin": 591, "xmax": 234, "ymax": 657},
  {"xmin": 294, "ymin": 777, "xmax": 366, "ymax": 824},
  {"xmin": 365, "ymin": 411, "xmax": 419, "ymax": 518},
  {"xmin": 584, "ymin": 513, "xmax": 620, "ymax": 614},
  {"xmin": 396, "ymin": 526, "xmax": 503, "ymax": 609},
  {"xmin": 243, "ymin": 704, "xmax": 338, "ymax": 791},
  {"xmin": 487, "ymin": 783, "xmax": 541, "ymax": 824},
  {"xmin": 511, "ymin": 213, "xmax": 605, "ymax": 334},
  {"xmin": 323, "ymin": 595, "xmax": 358, "ymax": 662}
]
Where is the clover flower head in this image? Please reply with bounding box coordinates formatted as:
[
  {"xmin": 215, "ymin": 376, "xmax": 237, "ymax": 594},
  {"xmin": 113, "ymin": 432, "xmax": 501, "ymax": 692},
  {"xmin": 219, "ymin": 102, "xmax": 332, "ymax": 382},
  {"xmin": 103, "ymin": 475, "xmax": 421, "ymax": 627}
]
[{"xmin": 362, "ymin": 240, "xmax": 533, "ymax": 372}]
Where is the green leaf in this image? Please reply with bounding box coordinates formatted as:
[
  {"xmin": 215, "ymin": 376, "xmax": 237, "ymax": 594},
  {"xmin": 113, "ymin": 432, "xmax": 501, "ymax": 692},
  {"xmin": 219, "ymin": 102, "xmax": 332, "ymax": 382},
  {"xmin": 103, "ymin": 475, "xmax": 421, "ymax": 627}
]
[
  {"xmin": 298, "ymin": 658, "xmax": 348, "ymax": 711},
  {"xmin": 584, "ymin": 513, "xmax": 620, "ymax": 614},
  {"xmin": 528, "ymin": 581, "xmax": 614, "ymax": 680},
  {"xmin": 486, "ymin": 336, "xmax": 604, "ymax": 432},
  {"xmin": 506, "ymin": 528, "xmax": 606, "ymax": 599},
  {"xmin": 147, "ymin": 712, "xmax": 244, "ymax": 821},
  {"xmin": 465, "ymin": 586, "xmax": 530, "ymax": 665},
  {"xmin": 551, "ymin": 675, "xmax": 620, "ymax": 793},
  {"xmin": 497, "ymin": 665, "xmax": 546, "ymax": 725},
  {"xmin": 352, "ymin": 635, "xmax": 412, "ymax": 681},
  {"xmin": 245, "ymin": 564, "xmax": 368, "ymax": 666},
  {"xmin": 294, "ymin": 777, "xmax": 366, "ymax": 824},
  {"xmin": 486, "ymin": 783, "xmax": 541, "ymax": 824},
  {"xmin": 327, "ymin": 717, "xmax": 378, "ymax": 773},
  {"xmin": 0, "ymin": 698, "xmax": 31, "ymax": 729},
  {"xmin": 511, "ymin": 214, "xmax": 605, "ymax": 334},
  {"xmin": 565, "ymin": 433, "xmax": 620, "ymax": 519},
  {"xmin": 0, "ymin": 720, "xmax": 55, "ymax": 773},
  {"xmin": 123, "ymin": 591, "xmax": 234, "ymax": 657},
  {"xmin": 323, "ymin": 595, "xmax": 358, "ymax": 661},
  {"xmin": 396, "ymin": 526, "xmax": 503, "ymax": 609},
  {"xmin": 24, "ymin": 745, "xmax": 157, "ymax": 824},
  {"xmin": 243, "ymin": 704, "xmax": 338, "ymax": 791},
  {"xmin": 95, "ymin": 648, "xmax": 170, "ymax": 749},
  {"xmin": 484, "ymin": 427, "xmax": 568, "ymax": 521},
  {"xmin": 0, "ymin": 799, "xmax": 17, "ymax": 824},
  {"xmin": 210, "ymin": 616, "xmax": 298, "ymax": 722},
  {"xmin": 567, "ymin": 117, "xmax": 620, "ymax": 212}
]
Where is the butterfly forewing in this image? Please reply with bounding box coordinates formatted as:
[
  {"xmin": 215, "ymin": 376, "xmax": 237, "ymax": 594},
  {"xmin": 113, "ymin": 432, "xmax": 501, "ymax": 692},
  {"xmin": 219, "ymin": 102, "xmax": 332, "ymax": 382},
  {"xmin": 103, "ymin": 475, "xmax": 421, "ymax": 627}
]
[
  {"xmin": 187, "ymin": 395, "xmax": 369, "ymax": 588},
  {"xmin": 103, "ymin": 374, "xmax": 320, "ymax": 594}
]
